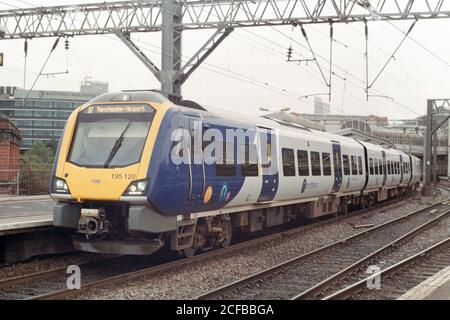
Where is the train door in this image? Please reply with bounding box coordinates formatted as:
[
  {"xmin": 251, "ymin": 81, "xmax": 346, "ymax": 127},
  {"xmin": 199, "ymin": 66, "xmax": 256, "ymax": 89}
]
[
  {"xmin": 399, "ymin": 155, "xmax": 404, "ymax": 184},
  {"xmin": 186, "ymin": 115, "xmax": 205, "ymax": 202},
  {"xmin": 382, "ymin": 151, "xmax": 387, "ymax": 186},
  {"xmin": 331, "ymin": 141, "xmax": 342, "ymax": 193},
  {"xmin": 257, "ymin": 126, "xmax": 279, "ymax": 202}
]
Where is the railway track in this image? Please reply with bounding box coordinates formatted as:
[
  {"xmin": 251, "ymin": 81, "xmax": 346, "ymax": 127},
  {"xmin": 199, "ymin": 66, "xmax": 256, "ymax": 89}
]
[
  {"xmin": 196, "ymin": 199, "xmax": 450, "ymax": 300},
  {"xmin": 0, "ymin": 192, "xmax": 421, "ymax": 300},
  {"xmin": 324, "ymin": 237, "xmax": 450, "ymax": 300}
]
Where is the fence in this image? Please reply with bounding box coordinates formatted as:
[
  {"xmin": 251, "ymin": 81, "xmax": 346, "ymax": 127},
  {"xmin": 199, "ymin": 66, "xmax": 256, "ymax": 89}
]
[
  {"xmin": 19, "ymin": 162, "xmax": 53, "ymax": 195},
  {"xmin": 0, "ymin": 158, "xmax": 52, "ymax": 195}
]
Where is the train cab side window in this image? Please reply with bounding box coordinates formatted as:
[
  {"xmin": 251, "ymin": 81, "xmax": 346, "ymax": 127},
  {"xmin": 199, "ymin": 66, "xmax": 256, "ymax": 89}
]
[
  {"xmin": 369, "ymin": 158, "xmax": 374, "ymax": 175},
  {"xmin": 216, "ymin": 140, "xmax": 236, "ymax": 176},
  {"xmin": 241, "ymin": 143, "xmax": 259, "ymax": 177},
  {"xmin": 311, "ymin": 151, "xmax": 321, "ymax": 176},
  {"xmin": 343, "ymin": 154, "xmax": 350, "ymax": 175},
  {"xmin": 358, "ymin": 156, "xmax": 363, "ymax": 175},
  {"xmin": 374, "ymin": 159, "xmax": 379, "ymax": 175},
  {"xmin": 297, "ymin": 150, "xmax": 309, "ymax": 176},
  {"xmin": 351, "ymin": 155, "xmax": 358, "ymax": 175},
  {"xmin": 282, "ymin": 148, "xmax": 296, "ymax": 176},
  {"xmin": 322, "ymin": 152, "xmax": 332, "ymax": 176}
]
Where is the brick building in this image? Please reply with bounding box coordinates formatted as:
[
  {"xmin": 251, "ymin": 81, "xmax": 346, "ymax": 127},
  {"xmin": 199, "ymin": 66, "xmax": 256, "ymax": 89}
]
[{"xmin": 0, "ymin": 116, "xmax": 21, "ymax": 194}]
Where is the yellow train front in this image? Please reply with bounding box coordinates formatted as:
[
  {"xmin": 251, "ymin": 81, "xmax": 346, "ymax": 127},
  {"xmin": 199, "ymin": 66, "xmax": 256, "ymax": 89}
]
[{"xmin": 51, "ymin": 91, "xmax": 175, "ymax": 255}]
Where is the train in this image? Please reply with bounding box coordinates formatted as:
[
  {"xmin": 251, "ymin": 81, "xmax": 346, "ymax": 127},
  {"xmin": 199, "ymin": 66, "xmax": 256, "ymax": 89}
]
[{"xmin": 50, "ymin": 90, "xmax": 422, "ymax": 257}]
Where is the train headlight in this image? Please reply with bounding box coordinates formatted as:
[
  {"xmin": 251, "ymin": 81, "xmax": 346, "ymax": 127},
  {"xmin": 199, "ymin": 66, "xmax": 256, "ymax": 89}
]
[
  {"xmin": 124, "ymin": 179, "xmax": 148, "ymax": 196},
  {"xmin": 54, "ymin": 178, "xmax": 70, "ymax": 194}
]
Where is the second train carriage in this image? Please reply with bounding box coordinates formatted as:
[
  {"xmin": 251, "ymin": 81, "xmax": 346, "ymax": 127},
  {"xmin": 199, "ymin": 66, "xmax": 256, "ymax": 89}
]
[{"xmin": 51, "ymin": 91, "xmax": 422, "ymax": 256}]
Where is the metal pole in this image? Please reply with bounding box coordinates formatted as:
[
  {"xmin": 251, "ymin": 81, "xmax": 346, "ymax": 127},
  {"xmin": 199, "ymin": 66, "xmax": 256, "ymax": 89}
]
[
  {"xmin": 448, "ymin": 120, "xmax": 450, "ymax": 178},
  {"xmin": 161, "ymin": 0, "xmax": 182, "ymax": 103},
  {"xmin": 422, "ymin": 99, "xmax": 434, "ymax": 196},
  {"xmin": 433, "ymin": 132, "xmax": 438, "ymax": 183}
]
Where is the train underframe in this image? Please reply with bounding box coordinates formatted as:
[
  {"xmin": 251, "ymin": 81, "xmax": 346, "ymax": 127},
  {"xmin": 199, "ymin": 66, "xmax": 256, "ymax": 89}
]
[{"xmin": 57, "ymin": 183, "xmax": 419, "ymax": 257}]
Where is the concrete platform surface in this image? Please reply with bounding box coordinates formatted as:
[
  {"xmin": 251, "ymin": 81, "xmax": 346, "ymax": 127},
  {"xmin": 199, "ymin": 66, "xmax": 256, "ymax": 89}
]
[
  {"xmin": 0, "ymin": 197, "xmax": 54, "ymax": 234},
  {"xmin": 398, "ymin": 265, "xmax": 450, "ymax": 300},
  {"xmin": 0, "ymin": 194, "xmax": 51, "ymax": 202}
]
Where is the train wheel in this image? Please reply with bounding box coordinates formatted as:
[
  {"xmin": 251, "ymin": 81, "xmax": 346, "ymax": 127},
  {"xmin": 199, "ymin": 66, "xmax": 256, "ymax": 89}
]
[
  {"xmin": 219, "ymin": 220, "xmax": 233, "ymax": 248},
  {"xmin": 181, "ymin": 223, "xmax": 206, "ymax": 258}
]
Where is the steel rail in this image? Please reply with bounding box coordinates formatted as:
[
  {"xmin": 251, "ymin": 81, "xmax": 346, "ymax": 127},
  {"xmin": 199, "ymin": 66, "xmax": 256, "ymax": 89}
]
[
  {"xmin": 323, "ymin": 236, "xmax": 450, "ymax": 300},
  {"xmin": 291, "ymin": 209, "xmax": 450, "ymax": 299},
  {"xmin": 195, "ymin": 199, "xmax": 448, "ymax": 300}
]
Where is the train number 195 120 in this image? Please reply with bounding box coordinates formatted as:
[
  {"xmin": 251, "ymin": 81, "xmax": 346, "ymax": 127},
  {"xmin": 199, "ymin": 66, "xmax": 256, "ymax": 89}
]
[{"xmin": 111, "ymin": 173, "xmax": 137, "ymax": 180}]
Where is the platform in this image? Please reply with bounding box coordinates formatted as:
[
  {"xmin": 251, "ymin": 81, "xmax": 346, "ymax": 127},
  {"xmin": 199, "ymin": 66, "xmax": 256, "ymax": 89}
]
[
  {"xmin": 0, "ymin": 195, "xmax": 54, "ymax": 236},
  {"xmin": 398, "ymin": 265, "xmax": 450, "ymax": 300}
]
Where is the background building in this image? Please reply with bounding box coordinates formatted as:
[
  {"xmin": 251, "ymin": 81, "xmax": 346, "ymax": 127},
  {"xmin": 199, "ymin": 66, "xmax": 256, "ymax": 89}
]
[
  {"xmin": 0, "ymin": 80, "xmax": 108, "ymax": 150},
  {"xmin": 0, "ymin": 116, "xmax": 20, "ymax": 194},
  {"xmin": 314, "ymin": 97, "xmax": 330, "ymax": 116}
]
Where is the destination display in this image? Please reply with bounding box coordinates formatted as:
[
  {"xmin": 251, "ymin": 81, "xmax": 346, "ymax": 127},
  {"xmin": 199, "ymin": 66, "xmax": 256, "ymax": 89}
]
[{"xmin": 84, "ymin": 104, "xmax": 152, "ymax": 114}]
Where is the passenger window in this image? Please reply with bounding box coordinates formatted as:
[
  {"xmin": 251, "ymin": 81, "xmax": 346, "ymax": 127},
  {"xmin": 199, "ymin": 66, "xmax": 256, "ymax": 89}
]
[
  {"xmin": 241, "ymin": 142, "xmax": 258, "ymax": 177},
  {"xmin": 351, "ymin": 155, "xmax": 357, "ymax": 175},
  {"xmin": 282, "ymin": 148, "xmax": 295, "ymax": 176},
  {"xmin": 343, "ymin": 155, "xmax": 350, "ymax": 175},
  {"xmin": 358, "ymin": 156, "xmax": 363, "ymax": 175},
  {"xmin": 369, "ymin": 158, "xmax": 374, "ymax": 175},
  {"xmin": 374, "ymin": 159, "xmax": 379, "ymax": 175},
  {"xmin": 297, "ymin": 150, "xmax": 309, "ymax": 176},
  {"xmin": 379, "ymin": 159, "xmax": 383, "ymax": 175},
  {"xmin": 387, "ymin": 160, "xmax": 391, "ymax": 174},
  {"xmin": 216, "ymin": 140, "xmax": 236, "ymax": 176},
  {"xmin": 322, "ymin": 152, "xmax": 332, "ymax": 176},
  {"xmin": 311, "ymin": 151, "xmax": 321, "ymax": 176}
]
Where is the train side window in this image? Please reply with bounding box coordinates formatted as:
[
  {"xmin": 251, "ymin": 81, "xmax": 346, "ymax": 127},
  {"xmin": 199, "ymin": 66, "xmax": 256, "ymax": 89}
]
[
  {"xmin": 386, "ymin": 160, "xmax": 390, "ymax": 174},
  {"xmin": 297, "ymin": 150, "xmax": 309, "ymax": 176},
  {"xmin": 351, "ymin": 155, "xmax": 357, "ymax": 175},
  {"xmin": 311, "ymin": 151, "xmax": 321, "ymax": 176},
  {"xmin": 398, "ymin": 162, "xmax": 400, "ymax": 174},
  {"xmin": 216, "ymin": 140, "xmax": 236, "ymax": 176},
  {"xmin": 358, "ymin": 156, "xmax": 363, "ymax": 175},
  {"xmin": 379, "ymin": 159, "xmax": 383, "ymax": 175},
  {"xmin": 369, "ymin": 158, "xmax": 374, "ymax": 175},
  {"xmin": 374, "ymin": 159, "xmax": 379, "ymax": 175},
  {"xmin": 282, "ymin": 148, "xmax": 295, "ymax": 176},
  {"xmin": 343, "ymin": 154, "xmax": 350, "ymax": 175},
  {"xmin": 322, "ymin": 152, "xmax": 332, "ymax": 176},
  {"xmin": 241, "ymin": 142, "xmax": 259, "ymax": 177}
]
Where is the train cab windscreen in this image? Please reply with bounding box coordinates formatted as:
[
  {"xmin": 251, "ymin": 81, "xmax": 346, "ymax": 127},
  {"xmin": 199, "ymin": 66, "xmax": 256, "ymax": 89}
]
[{"xmin": 68, "ymin": 104, "xmax": 155, "ymax": 168}]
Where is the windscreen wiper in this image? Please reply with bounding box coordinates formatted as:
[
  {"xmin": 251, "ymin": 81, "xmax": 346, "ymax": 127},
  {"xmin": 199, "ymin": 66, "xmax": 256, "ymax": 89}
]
[{"xmin": 103, "ymin": 121, "xmax": 132, "ymax": 168}]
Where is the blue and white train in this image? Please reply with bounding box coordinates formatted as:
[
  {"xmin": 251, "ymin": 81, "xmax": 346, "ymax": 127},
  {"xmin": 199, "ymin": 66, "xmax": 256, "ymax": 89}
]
[{"xmin": 50, "ymin": 91, "xmax": 422, "ymax": 256}]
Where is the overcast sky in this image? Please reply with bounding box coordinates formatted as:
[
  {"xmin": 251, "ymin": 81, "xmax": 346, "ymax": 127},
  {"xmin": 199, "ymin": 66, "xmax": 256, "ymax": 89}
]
[{"xmin": 1, "ymin": 0, "xmax": 450, "ymax": 120}]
